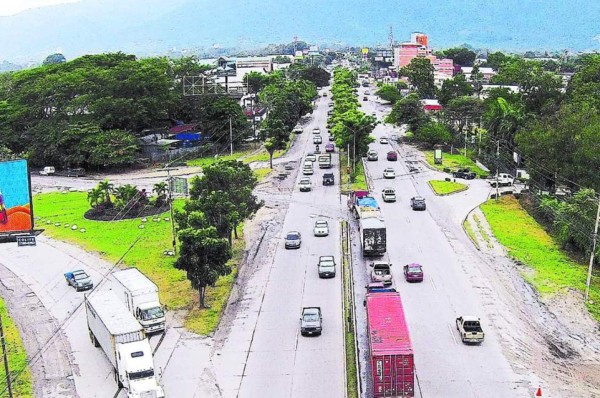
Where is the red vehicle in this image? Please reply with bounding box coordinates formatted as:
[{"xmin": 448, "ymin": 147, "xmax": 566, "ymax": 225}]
[
  {"xmin": 403, "ymin": 263, "xmax": 424, "ymax": 282},
  {"xmin": 387, "ymin": 151, "xmax": 398, "ymax": 161},
  {"xmin": 366, "ymin": 291, "xmax": 414, "ymax": 397}
]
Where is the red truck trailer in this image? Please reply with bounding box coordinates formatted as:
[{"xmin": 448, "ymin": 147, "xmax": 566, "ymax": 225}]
[{"xmin": 366, "ymin": 291, "xmax": 414, "ymax": 397}]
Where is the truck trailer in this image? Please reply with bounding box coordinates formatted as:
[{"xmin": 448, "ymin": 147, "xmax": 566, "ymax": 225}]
[
  {"xmin": 85, "ymin": 291, "xmax": 165, "ymax": 398},
  {"xmin": 111, "ymin": 268, "xmax": 166, "ymax": 334},
  {"xmin": 359, "ymin": 217, "xmax": 386, "ymax": 256},
  {"xmin": 366, "ymin": 291, "xmax": 414, "ymax": 397}
]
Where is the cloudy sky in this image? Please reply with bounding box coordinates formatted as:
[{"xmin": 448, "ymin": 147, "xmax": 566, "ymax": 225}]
[{"xmin": 0, "ymin": 0, "xmax": 80, "ymax": 16}]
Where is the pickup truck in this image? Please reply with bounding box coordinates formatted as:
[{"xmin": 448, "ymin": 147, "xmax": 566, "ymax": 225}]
[
  {"xmin": 322, "ymin": 173, "xmax": 334, "ymax": 185},
  {"xmin": 456, "ymin": 316, "xmax": 485, "ymax": 344},
  {"xmin": 370, "ymin": 262, "xmax": 392, "ymax": 286},
  {"xmin": 300, "ymin": 307, "xmax": 322, "ymax": 336},
  {"xmin": 64, "ymin": 269, "xmax": 93, "ymax": 291},
  {"xmin": 452, "ymin": 168, "xmax": 476, "ymax": 180}
]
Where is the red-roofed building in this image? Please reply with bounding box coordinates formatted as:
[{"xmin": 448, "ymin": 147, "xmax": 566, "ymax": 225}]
[{"xmin": 169, "ymin": 124, "xmax": 199, "ymax": 134}]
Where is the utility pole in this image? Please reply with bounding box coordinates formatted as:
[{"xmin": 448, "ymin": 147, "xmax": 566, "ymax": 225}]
[
  {"xmin": 167, "ymin": 169, "xmax": 176, "ymax": 255},
  {"xmin": 495, "ymin": 140, "xmax": 500, "ymax": 200},
  {"xmin": 229, "ymin": 117, "xmax": 233, "ymax": 156},
  {"xmin": 585, "ymin": 194, "xmax": 600, "ymax": 302},
  {"xmin": 0, "ymin": 315, "xmax": 13, "ymax": 398}
]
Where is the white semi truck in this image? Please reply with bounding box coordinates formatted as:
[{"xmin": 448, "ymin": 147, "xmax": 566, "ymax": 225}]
[
  {"xmin": 85, "ymin": 291, "xmax": 165, "ymax": 398},
  {"xmin": 112, "ymin": 268, "xmax": 166, "ymax": 334}
]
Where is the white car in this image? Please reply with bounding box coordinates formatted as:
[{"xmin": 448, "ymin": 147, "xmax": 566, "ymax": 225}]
[
  {"xmin": 382, "ymin": 187, "xmax": 396, "ymax": 202},
  {"xmin": 380, "ymin": 136, "xmax": 389, "ymax": 144},
  {"xmin": 303, "ymin": 166, "xmax": 314, "ymax": 175},
  {"xmin": 306, "ymin": 152, "xmax": 316, "ymax": 162},
  {"xmin": 313, "ymin": 135, "xmax": 322, "ymax": 144},
  {"xmin": 313, "ymin": 220, "xmax": 329, "ymax": 236},
  {"xmin": 383, "ymin": 168, "xmax": 396, "ymax": 179},
  {"xmin": 312, "ymin": 128, "xmax": 321, "ymax": 135},
  {"xmin": 299, "ymin": 178, "xmax": 312, "ymax": 192}
]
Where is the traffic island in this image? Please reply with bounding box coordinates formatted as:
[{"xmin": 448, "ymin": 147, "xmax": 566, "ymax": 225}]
[{"xmin": 428, "ymin": 180, "xmax": 468, "ymax": 196}]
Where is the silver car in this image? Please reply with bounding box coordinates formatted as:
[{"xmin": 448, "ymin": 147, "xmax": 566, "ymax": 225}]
[
  {"xmin": 313, "ymin": 220, "xmax": 329, "ymax": 236},
  {"xmin": 285, "ymin": 231, "xmax": 302, "ymax": 249}
]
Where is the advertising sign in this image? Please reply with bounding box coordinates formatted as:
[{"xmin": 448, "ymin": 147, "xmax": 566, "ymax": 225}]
[
  {"xmin": 0, "ymin": 159, "xmax": 34, "ymax": 233},
  {"xmin": 434, "ymin": 149, "xmax": 443, "ymax": 164}
]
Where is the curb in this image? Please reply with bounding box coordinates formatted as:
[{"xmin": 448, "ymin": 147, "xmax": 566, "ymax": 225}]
[
  {"xmin": 461, "ymin": 210, "xmax": 481, "ymax": 251},
  {"xmin": 427, "ymin": 180, "xmax": 470, "ymax": 196}
]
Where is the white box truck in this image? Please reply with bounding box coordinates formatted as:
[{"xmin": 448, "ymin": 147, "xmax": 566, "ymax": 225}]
[
  {"xmin": 112, "ymin": 269, "xmax": 166, "ymax": 334},
  {"xmin": 85, "ymin": 291, "xmax": 165, "ymax": 398}
]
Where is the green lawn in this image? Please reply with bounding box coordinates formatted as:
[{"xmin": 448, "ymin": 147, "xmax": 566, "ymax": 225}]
[
  {"xmin": 34, "ymin": 192, "xmax": 244, "ymax": 334},
  {"xmin": 0, "ymin": 298, "xmax": 32, "ymax": 398},
  {"xmin": 340, "ymin": 152, "xmax": 367, "ymax": 192},
  {"xmin": 186, "ymin": 147, "xmax": 284, "ymax": 168},
  {"xmin": 424, "ymin": 150, "xmax": 489, "ymax": 178},
  {"xmin": 480, "ymin": 196, "xmax": 600, "ymax": 320},
  {"xmin": 252, "ymin": 167, "xmax": 272, "ymax": 181},
  {"xmin": 428, "ymin": 180, "xmax": 467, "ymax": 195}
]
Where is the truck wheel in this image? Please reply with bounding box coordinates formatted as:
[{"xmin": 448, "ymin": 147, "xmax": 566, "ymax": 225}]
[
  {"xmin": 114, "ymin": 369, "xmax": 123, "ymax": 388},
  {"xmin": 89, "ymin": 331, "xmax": 100, "ymax": 347}
]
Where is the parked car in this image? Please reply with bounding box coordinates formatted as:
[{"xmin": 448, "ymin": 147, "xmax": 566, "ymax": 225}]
[
  {"xmin": 370, "ymin": 262, "xmax": 392, "ymax": 286},
  {"xmin": 383, "ymin": 168, "xmax": 396, "ymax": 179},
  {"xmin": 313, "ymin": 135, "xmax": 322, "ymax": 144},
  {"xmin": 325, "ymin": 143, "xmax": 335, "ymax": 153},
  {"xmin": 379, "ymin": 136, "xmax": 389, "ymax": 144},
  {"xmin": 312, "ymin": 128, "xmax": 321, "ymax": 135},
  {"xmin": 306, "ymin": 152, "xmax": 316, "ymax": 162},
  {"xmin": 285, "ymin": 231, "xmax": 302, "ymax": 249},
  {"xmin": 489, "ymin": 173, "xmax": 515, "ymax": 187},
  {"xmin": 64, "ymin": 269, "xmax": 93, "ymax": 291},
  {"xmin": 328, "ymin": 102, "xmax": 334, "ymax": 107},
  {"xmin": 39, "ymin": 166, "xmax": 55, "ymax": 176},
  {"xmin": 299, "ymin": 178, "xmax": 312, "ymax": 192},
  {"xmin": 66, "ymin": 168, "xmax": 86, "ymax": 177},
  {"xmin": 403, "ymin": 263, "xmax": 424, "ymax": 282},
  {"xmin": 293, "ymin": 128, "xmax": 303, "ymax": 134},
  {"xmin": 318, "ymin": 256, "xmax": 336, "ymax": 278},
  {"xmin": 387, "ymin": 151, "xmax": 398, "ymax": 161},
  {"xmin": 382, "ymin": 187, "xmax": 396, "ymax": 202},
  {"xmin": 367, "ymin": 150, "xmax": 378, "ymax": 161},
  {"xmin": 322, "ymin": 173, "xmax": 335, "ymax": 186},
  {"xmin": 313, "ymin": 220, "xmax": 329, "ymax": 237},
  {"xmin": 300, "ymin": 307, "xmax": 322, "ymax": 336},
  {"xmin": 452, "ymin": 168, "xmax": 476, "ymax": 180},
  {"xmin": 410, "ymin": 196, "xmax": 426, "ymax": 210},
  {"xmin": 456, "ymin": 316, "xmax": 485, "ymax": 344}
]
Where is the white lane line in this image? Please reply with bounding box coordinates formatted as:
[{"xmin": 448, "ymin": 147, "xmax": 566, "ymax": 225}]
[
  {"xmin": 430, "ymin": 276, "xmax": 436, "ymax": 290},
  {"xmin": 448, "ymin": 323, "xmax": 458, "ymax": 345}
]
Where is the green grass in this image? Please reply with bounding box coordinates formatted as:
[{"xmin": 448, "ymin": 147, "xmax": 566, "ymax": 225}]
[
  {"xmin": 34, "ymin": 192, "xmax": 245, "ymax": 334},
  {"xmin": 242, "ymin": 149, "xmax": 284, "ymax": 164},
  {"xmin": 252, "ymin": 167, "xmax": 272, "ymax": 181},
  {"xmin": 463, "ymin": 219, "xmax": 480, "ymax": 250},
  {"xmin": 341, "ymin": 222, "xmax": 358, "ymax": 398},
  {"xmin": 186, "ymin": 148, "xmax": 256, "ymax": 167},
  {"xmin": 428, "ymin": 180, "xmax": 467, "ymax": 195},
  {"xmin": 0, "ymin": 298, "xmax": 32, "ymax": 398},
  {"xmin": 473, "ymin": 214, "xmax": 493, "ymax": 248},
  {"xmin": 424, "ymin": 150, "xmax": 489, "ymax": 178},
  {"xmin": 340, "ymin": 152, "xmax": 367, "ymax": 192},
  {"xmin": 480, "ymin": 196, "xmax": 600, "ymax": 320}
]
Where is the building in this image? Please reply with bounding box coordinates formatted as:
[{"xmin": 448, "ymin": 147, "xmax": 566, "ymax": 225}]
[
  {"xmin": 421, "ymin": 99, "xmax": 442, "ymax": 112},
  {"xmin": 460, "ymin": 67, "xmax": 496, "ymax": 83},
  {"xmin": 393, "ymin": 33, "xmax": 454, "ymax": 86}
]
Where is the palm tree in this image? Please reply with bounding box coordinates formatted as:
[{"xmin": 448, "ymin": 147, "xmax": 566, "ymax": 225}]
[
  {"xmin": 153, "ymin": 182, "xmax": 169, "ymax": 207},
  {"xmin": 87, "ymin": 187, "xmax": 103, "ymax": 209},
  {"xmin": 97, "ymin": 180, "xmax": 114, "ymax": 207}
]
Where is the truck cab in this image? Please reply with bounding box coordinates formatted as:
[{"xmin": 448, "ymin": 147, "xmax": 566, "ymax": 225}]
[
  {"xmin": 490, "ymin": 173, "xmax": 514, "ymax": 187},
  {"xmin": 370, "ymin": 262, "xmax": 392, "ymax": 285},
  {"xmin": 456, "ymin": 315, "xmax": 485, "ymax": 344}
]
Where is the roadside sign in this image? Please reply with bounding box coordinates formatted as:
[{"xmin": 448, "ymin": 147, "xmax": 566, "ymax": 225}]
[
  {"xmin": 169, "ymin": 177, "xmax": 189, "ymax": 196},
  {"xmin": 434, "ymin": 149, "xmax": 443, "ymax": 164},
  {"xmin": 17, "ymin": 235, "xmax": 36, "ymax": 246}
]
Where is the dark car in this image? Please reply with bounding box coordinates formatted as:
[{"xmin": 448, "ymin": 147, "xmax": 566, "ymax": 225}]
[
  {"xmin": 64, "ymin": 269, "xmax": 93, "ymax": 291},
  {"xmin": 452, "ymin": 168, "xmax": 476, "ymax": 180},
  {"xmin": 404, "ymin": 263, "xmax": 424, "ymax": 282},
  {"xmin": 411, "ymin": 196, "xmax": 426, "ymax": 210},
  {"xmin": 285, "ymin": 231, "xmax": 302, "ymax": 249},
  {"xmin": 325, "ymin": 143, "xmax": 335, "ymax": 153},
  {"xmin": 387, "ymin": 151, "xmax": 398, "ymax": 161},
  {"xmin": 363, "ymin": 96, "xmax": 368, "ymax": 101},
  {"xmin": 328, "ymin": 135, "xmax": 335, "ymax": 142},
  {"xmin": 66, "ymin": 168, "xmax": 86, "ymax": 177},
  {"xmin": 323, "ymin": 173, "xmax": 335, "ymax": 186}
]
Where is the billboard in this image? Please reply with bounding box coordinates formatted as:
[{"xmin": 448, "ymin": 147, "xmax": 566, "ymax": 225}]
[{"xmin": 0, "ymin": 159, "xmax": 34, "ymax": 233}]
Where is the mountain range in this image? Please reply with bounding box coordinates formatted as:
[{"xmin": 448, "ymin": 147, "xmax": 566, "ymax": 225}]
[{"xmin": 1, "ymin": 0, "xmax": 599, "ymax": 64}]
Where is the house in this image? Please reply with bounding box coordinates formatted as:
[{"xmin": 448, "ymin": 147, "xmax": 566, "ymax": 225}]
[{"xmin": 461, "ymin": 67, "xmax": 496, "ymax": 83}]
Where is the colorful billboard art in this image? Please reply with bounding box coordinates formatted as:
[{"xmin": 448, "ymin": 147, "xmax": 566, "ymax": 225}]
[{"xmin": 0, "ymin": 159, "xmax": 33, "ymax": 233}]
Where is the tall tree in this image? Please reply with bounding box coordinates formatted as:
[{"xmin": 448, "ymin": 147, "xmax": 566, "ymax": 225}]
[
  {"xmin": 439, "ymin": 74, "xmax": 473, "ymax": 106},
  {"xmin": 399, "ymin": 58, "xmax": 436, "ymax": 99},
  {"xmin": 386, "ymin": 94, "xmax": 429, "ymax": 132}
]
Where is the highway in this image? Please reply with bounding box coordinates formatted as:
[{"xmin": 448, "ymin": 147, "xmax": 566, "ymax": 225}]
[
  {"xmin": 351, "ymin": 86, "xmax": 533, "ymax": 397},
  {"xmin": 212, "ymin": 90, "xmax": 346, "ymax": 397}
]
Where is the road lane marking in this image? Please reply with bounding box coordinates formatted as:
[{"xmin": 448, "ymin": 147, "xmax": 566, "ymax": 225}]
[
  {"xmin": 448, "ymin": 323, "xmax": 458, "ymax": 345},
  {"xmin": 430, "ymin": 276, "xmax": 436, "ymax": 290}
]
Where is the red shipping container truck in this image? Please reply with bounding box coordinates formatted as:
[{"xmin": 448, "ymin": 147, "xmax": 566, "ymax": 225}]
[{"xmin": 366, "ymin": 291, "xmax": 414, "ymax": 397}]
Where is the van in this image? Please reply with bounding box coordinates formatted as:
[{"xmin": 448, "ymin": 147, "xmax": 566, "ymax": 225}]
[
  {"xmin": 490, "ymin": 173, "xmax": 514, "ymax": 187},
  {"xmin": 39, "ymin": 166, "xmax": 55, "ymax": 176},
  {"xmin": 382, "ymin": 188, "xmax": 396, "ymax": 202}
]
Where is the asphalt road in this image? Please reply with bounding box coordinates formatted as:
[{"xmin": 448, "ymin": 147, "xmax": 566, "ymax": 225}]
[
  {"xmin": 211, "ymin": 91, "xmax": 346, "ymax": 398},
  {"xmin": 352, "ymin": 87, "xmax": 532, "ymax": 397}
]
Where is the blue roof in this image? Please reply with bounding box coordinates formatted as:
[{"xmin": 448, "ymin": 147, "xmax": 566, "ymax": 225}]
[{"xmin": 357, "ymin": 196, "xmax": 379, "ymax": 209}]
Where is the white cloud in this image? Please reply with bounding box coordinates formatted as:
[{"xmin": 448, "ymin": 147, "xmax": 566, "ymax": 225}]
[{"xmin": 0, "ymin": 0, "xmax": 81, "ymax": 17}]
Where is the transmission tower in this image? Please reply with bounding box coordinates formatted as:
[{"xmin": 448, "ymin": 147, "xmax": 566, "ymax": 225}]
[{"xmin": 388, "ymin": 25, "xmax": 394, "ymax": 50}]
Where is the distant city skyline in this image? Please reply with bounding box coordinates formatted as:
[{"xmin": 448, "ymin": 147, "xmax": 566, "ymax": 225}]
[{"xmin": 0, "ymin": 0, "xmax": 80, "ymax": 16}]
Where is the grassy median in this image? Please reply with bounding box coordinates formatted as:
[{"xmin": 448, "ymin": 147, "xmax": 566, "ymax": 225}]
[
  {"xmin": 34, "ymin": 192, "xmax": 244, "ymax": 334},
  {"xmin": 341, "ymin": 222, "xmax": 358, "ymax": 398},
  {"xmin": 424, "ymin": 150, "xmax": 488, "ymax": 178},
  {"xmin": 428, "ymin": 180, "xmax": 468, "ymax": 195},
  {"xmin": 480, "ymin": 196, "xmax": 600, "ymax": 320},
  {"xmin": 340, "ymin": 152, "xmax": 367, "ymax": 192},
  {"xmin": 0, "ymin": 298, "xmax": 32, "ymax": 398}
]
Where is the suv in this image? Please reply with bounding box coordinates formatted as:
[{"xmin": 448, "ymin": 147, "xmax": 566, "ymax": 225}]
[
  {"xmin": 367, "ymin": 150, "xmax": 378, "ymax": 161},
  {"xmin": 66, "ymin": 168, "xmax": 86, "ymax": 177},
  {"xmin": 322, "ymin": 173, "xmax": 335, "ymax": 186},
  {"xmin": 370, "ymin": 262, "xmax": 392, "ymax": 285},
  {"xmin": 452, "ymin": 168, "xmax": 476, "ymax": 180},
  {"xmin": 318, "ymin": 256, "xmax": 336, "ymax": 278},
  {"xmin": 410, "ymin": 196, "xmax": 426, "ymax": 211},
  {"xmin": 300, "ymin": 307, "xmax": 322, "ymax": 336}
]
